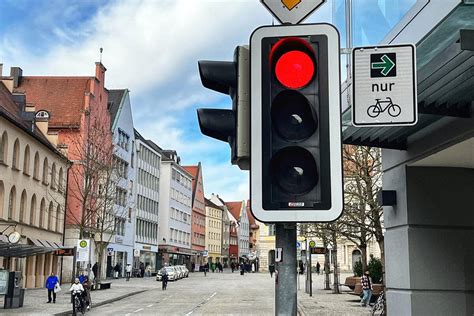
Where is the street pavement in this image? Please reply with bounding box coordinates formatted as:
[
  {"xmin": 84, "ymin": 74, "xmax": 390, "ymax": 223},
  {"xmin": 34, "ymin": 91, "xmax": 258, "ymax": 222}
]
[{"xmin": 0, "ymin": 271, "xmax": 371, "ymax": 315}]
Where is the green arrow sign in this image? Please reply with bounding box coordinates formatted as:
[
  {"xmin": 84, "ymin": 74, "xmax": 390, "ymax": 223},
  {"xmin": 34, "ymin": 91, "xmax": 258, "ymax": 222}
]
[{"xmin": 371, "ymin": 54, "xmax": 395, "ymax": 76}]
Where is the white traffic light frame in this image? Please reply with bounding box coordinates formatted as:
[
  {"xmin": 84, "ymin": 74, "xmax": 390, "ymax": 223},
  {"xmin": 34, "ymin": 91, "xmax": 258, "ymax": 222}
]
[{"xmin": 250, "ymin": 23, "xmax": 343, "ymax": 223}]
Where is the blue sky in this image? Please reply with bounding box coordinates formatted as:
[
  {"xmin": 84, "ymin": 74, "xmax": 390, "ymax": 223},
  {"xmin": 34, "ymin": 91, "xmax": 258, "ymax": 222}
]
[{"xmin": 0, "ymin": 0, "xmax": 413, "ymax": 201}]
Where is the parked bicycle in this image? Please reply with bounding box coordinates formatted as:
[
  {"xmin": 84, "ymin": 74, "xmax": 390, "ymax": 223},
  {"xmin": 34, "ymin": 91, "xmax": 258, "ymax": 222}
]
[
  {"xmin": 371, "ymin": 291, "xmax": 386, "ymax": 316},
  {"xmin": 367, "ymin": 97, "xmax": 401, "ymax": 118}
]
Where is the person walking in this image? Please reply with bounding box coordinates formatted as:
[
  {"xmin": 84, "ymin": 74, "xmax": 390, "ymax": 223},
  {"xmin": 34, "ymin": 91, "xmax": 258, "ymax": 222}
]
[
  {"xmin": 139, "ymin": 262, "xmax": 145, "ymax": 278},
  {"xmin": 230, "ymin": 262, "xmax": 235, "ymax": 273},
  {"xmin": 114, "ymin": 263, "xmax": 120, "ymax": 279},
  {"xmin": 125, "ymin": 263, "xmax": 132, "ymax": 281},
  {"xmin": 360, "ymin": 270, "xmax": 373, "ymax": 307},
  {"xmin": 160, "ymin": 265, "xmax": 169, "ymax": 290},
  {"xmin": 191, "ymin": 262, "xmax": 195, "ymax": 273},
  {"xmin": 45, "ymin": 273, "xmax": 59, "ymax": 304},
  {"xmin": 269, "ymin": 263, "xmax": 275, "ymax": 278},
  {"xmin": 204, "ymin": 262, "xmax": 209, "ymax": 276},
  {"xmin": 239, "ymin": 263, "xmax": 245, "ymax": 276},
  {"xmin": 82, "ymin": 275, "xmax": 92, "ymax": 311},
  {"xmin": 316, "ymin": 262, "xmax": 321, "ymax": 275},
  {"xmin": 92, "ymin": 263, "xmax": 98, "ymax": 280}
]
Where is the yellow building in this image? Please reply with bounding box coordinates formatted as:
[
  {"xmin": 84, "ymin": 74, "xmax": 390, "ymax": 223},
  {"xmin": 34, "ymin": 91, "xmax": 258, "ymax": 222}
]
[
  {"xmin": 0, "ymin": 75, "xmax": 69, "ymax": 288},
  {"xmin": 204, "ymin": 198, "xmax": 222, "ymax": 264}
]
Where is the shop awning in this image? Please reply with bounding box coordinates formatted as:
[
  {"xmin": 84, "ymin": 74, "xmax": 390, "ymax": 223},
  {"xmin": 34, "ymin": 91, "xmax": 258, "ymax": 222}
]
[{"xmin": 0, "ymin": 235, "xmax": 62, "ymax": 258}]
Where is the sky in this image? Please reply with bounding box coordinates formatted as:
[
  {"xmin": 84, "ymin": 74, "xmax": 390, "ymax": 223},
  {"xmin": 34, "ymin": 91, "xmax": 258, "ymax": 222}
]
[{"xmin": 0, "ymin": 0, "xmax": 334, "ymax": 202}]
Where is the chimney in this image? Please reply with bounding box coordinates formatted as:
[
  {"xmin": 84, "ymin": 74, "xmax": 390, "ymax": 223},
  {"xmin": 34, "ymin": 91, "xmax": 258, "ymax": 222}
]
[
  {"xmin": 95, "ymin": 62, "xmax": 106, "ymax": 84},
  {"xmin": 10, "ymin": 67, "xmax": 23, "ymax": 88}
]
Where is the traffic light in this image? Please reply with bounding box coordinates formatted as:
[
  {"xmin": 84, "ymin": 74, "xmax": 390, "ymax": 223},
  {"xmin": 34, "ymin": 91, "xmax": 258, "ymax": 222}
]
[
  {"xmin": 250, "ymin": 23, "xmax": 343, "ymax": 223},
  {"xmin": 197, "ymin": 46, "xmax": 250, "ymax": 170}
]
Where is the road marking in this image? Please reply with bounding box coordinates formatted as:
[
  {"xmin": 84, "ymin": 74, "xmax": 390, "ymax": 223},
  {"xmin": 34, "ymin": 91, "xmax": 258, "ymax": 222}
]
[
  {"xmin": 133, "ymin": 308, "xmax": 144, "ymax": 313},
  {"xmin": 185, "ymin": 292, "xmax": 217, "ymax": 315},
  {"xmin": 147, "ymin": 304, "xmax": 154, "ymax": 308}
]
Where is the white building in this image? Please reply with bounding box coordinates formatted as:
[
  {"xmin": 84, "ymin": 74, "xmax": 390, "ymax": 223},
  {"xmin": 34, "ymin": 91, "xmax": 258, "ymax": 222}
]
[
  {"xmin": 158, "ymin": 150, "xmax": 193, "ymax": 269},
  {"xmin": 107, "ymin": 89, "xmax": 136, "ymax": 277},
  {"xmin": 133, "ymin": 130, "xmax": 161, "ymax": 273}
]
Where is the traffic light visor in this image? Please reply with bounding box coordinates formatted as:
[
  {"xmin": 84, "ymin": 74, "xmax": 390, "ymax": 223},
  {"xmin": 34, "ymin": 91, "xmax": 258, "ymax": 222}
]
[{"xmin": 271, "ymin": 38, "xmax": 315, "ymax": 89}]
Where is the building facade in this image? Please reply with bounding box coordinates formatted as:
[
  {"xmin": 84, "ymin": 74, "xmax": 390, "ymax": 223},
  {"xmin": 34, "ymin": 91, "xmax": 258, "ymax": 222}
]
[
  {"xmin": 107, "ymin": 89, "xmax": 136, "ymax": 277},
  {"xmin": 204, "ymin": 198, "xmax": 222, "ymax": 264},
  {"xmin": 183, "ymin": 163, "xmax": 206, "ymax": 269},
  {"xmin": 14, "ymin": 62, "xmax": 112, "ymax": 281},
  {"xmin": 158, "ymin": 151, "xmax": 193, "ymax": 270},
  {"xmin": 133, "ymin": 130, "xmax": 161, "ymax": 273},
  {"xmin": 0, "ymin": 74, "xmax": 69, "ymax": 288},
  {"xmin": 225, "ymin": 200, "xmax": 249, "ymax": 260}
]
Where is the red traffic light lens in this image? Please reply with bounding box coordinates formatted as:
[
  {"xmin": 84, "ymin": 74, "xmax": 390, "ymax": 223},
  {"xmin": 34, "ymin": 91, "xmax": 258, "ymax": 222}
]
[{"xmin": 275, "ymin": 50, "xmax": 314, "ymax": 89}]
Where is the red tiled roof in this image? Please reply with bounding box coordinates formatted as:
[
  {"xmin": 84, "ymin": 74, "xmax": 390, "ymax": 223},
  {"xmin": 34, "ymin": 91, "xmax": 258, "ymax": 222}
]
[
  {"xmin": 14, "ymin": 77, "xmax": 92, "ymax": 128},
  {"xmin": 225, "ymin": 201, "xmax": 243, "ymax": 221},
  {"xmin": 246, "ymin": 199, "xmax": 259, "ymax": 229}
]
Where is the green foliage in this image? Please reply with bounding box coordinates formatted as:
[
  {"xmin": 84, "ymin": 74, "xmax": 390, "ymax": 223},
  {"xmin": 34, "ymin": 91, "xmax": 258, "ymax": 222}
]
[
  {"xmin": 353, "ymin": 259, "xmax": 363, "ymax": 277},
  {"xmin": 367, "ymin": 254, "xmax": 383, "ymax": 283}
]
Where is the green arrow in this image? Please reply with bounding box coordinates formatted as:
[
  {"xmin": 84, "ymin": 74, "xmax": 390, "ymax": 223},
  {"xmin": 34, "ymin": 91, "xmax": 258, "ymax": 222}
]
[{"xmin": 371, "ymin": 54, "xmax": 395, "ymax": 76}]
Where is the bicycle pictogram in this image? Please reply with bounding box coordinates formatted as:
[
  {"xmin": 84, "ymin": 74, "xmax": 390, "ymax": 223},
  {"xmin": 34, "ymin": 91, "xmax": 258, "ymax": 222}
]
[{"xmin": 367, "ymin": 97, "xmax": 401, "ymax": 118}]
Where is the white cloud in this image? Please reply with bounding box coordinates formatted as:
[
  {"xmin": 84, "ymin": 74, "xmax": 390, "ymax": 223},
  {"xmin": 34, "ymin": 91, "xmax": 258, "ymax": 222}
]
[{"xmin": 0, "ymin": 0, "xmax": 333, "ymax": 201}]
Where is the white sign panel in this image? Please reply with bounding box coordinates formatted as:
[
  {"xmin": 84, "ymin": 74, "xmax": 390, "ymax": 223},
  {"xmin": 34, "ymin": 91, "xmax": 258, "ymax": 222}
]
[
  {"xmin": 352, "ymin": 44, "xmax": 417, "ymax": 127},
  {"xmin": 76, "ymin": 239, "xmax": 90, "ymax": 262},
  {"xmin": 261, "ymin": 0, "xmax": 325, "ymax": 25}
]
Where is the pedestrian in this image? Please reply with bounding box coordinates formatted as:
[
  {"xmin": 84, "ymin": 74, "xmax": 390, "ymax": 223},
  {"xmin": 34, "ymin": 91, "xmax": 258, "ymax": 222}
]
[
  {"xmin": 160, "ymin": 265, "xmax": 168, "ymax": 290},
  {"xmin": 239, "ymin": 263, "xmax": 245, "ymax": 276},
  {"xmin": 230, "ymin": 262, "xmax": 235, "ymax": 273},
  {"xmin": 360, "ymin": 270, "xmax": 373, "ymax": 307},
  {"xmin": 192, "ymin": 262, "xmax": 195, "ymax": 273},
  {"xmin": 82, "ymin": 275, "xmax": 92, "ymax": 311},
  {"xmin": 316, "ymin": 262, "xmax": 321, "ymax": 275},
  {"xmin": 269, "ymin": 263, "xmax": 275, "ymax": 278},
  {"xmin": 218, "ymin": 262, "xmax": 223, "ymax": 273},
  {"xmin": 114, "ymin": 263, "xmax": 120, "ymax": 279},
  {"xmin": 125, "ymin": 263, "xmax": 132, "ymax": 281},
  {"xmin": 211, "ymin": 262, "xmax": 216, "ymax": 273},
  {"xmin": 139, "ymin": 262, "xmax": 145, "ymax": 278},
  {"xmin": 92, "ymin": 263, "xmax": 98, "ymax": 280},
  {"xmin": 204, "ymin": 262, "xmax": 209, "ymax": 276},
  {"xmin": 78, "ymin": 271, "xmax": 87, "ymax": 285},
  {"xmin": 45, "ymin": 272, "xmax": 59, "ymax": 304},
  {"xmin": 299, "ymin": 261, "xmax": 304, "ymax": 275}
]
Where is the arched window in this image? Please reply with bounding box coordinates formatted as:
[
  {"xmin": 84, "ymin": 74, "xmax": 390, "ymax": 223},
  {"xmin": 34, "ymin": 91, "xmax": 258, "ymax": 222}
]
[
  {"xmin": 0, "ymin": 181, "xmax": 4, "ymax": 218},
  {"xmin": 42, "ymin": 157, "xmax": 49, "ymax": 184},
  {"xmin": 51, "ymin": 163, "xmax": 57, "ymax": 189},
  {"xmin": 58, "ymin": 168, "xmax": 64, "ymax": 191},
  {"xmin": 0, "ymin": 131, "xmax": 7, "ymax": 163},
  {"xmin": 48, "ymin": 202, "xmax": 54, "ymax": 230},
  {"xmin": 8, "ymin": 186, "xmax": 16, "ymax": 220},
  {"xmin": 39, "ymin": 198, "xmax": 46, "ymax": 228},
  {"xmin": 23, "ymin": 145, "xmax": 30, "ymax": 175},
  {"xmin": 12, "ymin": 138, "xmax": 20, "ymax": 169},
  {"xmin": 19, "ymin": 190, "xmax": 27, "ymax": 222},
  {"xmin": 33, "ymin": 152, "xmax": 40, "ymax": 179},
  {"xmin": 30, "ymin": 195, "xmax": 37, "ymax": 225},
  {"xmin": 56, "ymin": 205, "xmax": 62, "ymax": 232}
]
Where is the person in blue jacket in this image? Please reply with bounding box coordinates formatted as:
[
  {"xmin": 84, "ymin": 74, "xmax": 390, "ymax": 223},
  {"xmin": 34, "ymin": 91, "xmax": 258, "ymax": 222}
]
[{"xmin": 45, "ymin": 272, "xmax": 59, "ymax": 303}]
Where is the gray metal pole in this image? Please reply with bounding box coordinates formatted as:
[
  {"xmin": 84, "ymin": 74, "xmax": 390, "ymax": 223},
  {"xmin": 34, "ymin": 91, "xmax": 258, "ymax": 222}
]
[
  {"xmin": 309, "ymin": 249, "xmax": 312, "ymax": 297},
  {"xmin": 275, "ymin": 223, "xmax": 297, "ymax": 316}
]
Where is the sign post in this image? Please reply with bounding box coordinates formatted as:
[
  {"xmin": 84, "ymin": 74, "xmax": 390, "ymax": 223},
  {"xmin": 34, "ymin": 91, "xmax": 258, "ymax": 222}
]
[{"xmin": 352, "ymin": 44, "xmax": 417, "ymax": 127}]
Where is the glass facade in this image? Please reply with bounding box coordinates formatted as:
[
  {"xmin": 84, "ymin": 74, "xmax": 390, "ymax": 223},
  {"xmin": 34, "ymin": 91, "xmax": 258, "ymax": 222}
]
[{"xmin": 332, "ymin": 0, "xmax": 418, "ymax": 80}]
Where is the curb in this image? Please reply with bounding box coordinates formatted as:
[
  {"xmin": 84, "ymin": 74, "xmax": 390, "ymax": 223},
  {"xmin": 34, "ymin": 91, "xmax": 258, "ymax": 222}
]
[{"xmin": 53, "ymin": 289, "xmax": 148, "ymax": 316}]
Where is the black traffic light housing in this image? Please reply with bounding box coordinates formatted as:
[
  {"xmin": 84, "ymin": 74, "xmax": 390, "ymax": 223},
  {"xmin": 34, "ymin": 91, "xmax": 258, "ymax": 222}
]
[
  {"xmin": 250, "ymin": 24, "xmax": 343, "ymax": 223},
  {"xmin": 197, "ymin": 46, "xmax": 250, "ymax": 170}
]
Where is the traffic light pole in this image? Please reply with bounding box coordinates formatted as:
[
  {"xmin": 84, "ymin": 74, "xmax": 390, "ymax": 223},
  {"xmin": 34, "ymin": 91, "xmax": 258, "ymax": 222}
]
[{"xmin": 275, "ymin": 223, "xmax": 297, "ymax": 316}]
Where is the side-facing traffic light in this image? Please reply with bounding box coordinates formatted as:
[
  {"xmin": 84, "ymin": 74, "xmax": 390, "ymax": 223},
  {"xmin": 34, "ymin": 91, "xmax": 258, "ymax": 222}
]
[
  {"xmin": 197, "ymin": 46, "xmax": 250, "ymax": 170},
  {"xmin": 250, "ymin": 23, "xmax": 343, "ymax": 223}
]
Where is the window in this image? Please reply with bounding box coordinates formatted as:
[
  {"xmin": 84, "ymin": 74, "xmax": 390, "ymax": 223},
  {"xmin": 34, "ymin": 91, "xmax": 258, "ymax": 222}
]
[
  {"xmin": 19, "ymin": 190, "xmax": 27, "ymax": 222},
  {"xmin": 12, "ymin": 139, "xmax": 20, "ymax": 169},
  {"xmin": 7, "ymin": 186, "xmax": 16, "ymax": 220},
  {"xmin": 51, "ymin": 163, "xmax": 57, "ymax": 189},
  {"xmin": 131, "ymin": 141, "xmax": 135, "ymax": 168},
  {"xmin": 33, "ymin": 152, "xmax": 40, "ymax": 179},
  {"xmin": 39, "ymin": 198, "xmax": 45, "ymax": 228},
  {"xmin": 48, "ymin": 202, "xmax": 54, "ymax": 230},
  {"xmin": 42, "ymin": 158, "xmax": 49, "ymax": 184},
  {"xmin": 58, "ymin": 168, "xmax": 64, "ymax": 191},
  {"xmin": 23, "ymin": 145, "xmax": 30, "ymax": 175},
  {"xmin": 0, "ymin": 181, "xmax": 4, "ymax": 218},
  {"xmin": 30, "ymin": 195, "xmax": 36, "ymax": 225},
  {"xmin": 56, "ymin": 205, "xmax": 61, "ymax": 232},
  {"xmin": 0, "ymin": 131, "xmax": 8, "ymax": 163}
]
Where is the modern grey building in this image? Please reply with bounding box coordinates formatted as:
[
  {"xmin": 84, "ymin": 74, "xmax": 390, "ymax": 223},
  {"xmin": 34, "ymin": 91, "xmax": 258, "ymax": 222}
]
[
  {"xmin": 133, "ymin": 129, "xmax": 161, "ymax": 273},
  {"xmin": 336, "ymin": 1, "xmax": 474, "ymax": 314}
]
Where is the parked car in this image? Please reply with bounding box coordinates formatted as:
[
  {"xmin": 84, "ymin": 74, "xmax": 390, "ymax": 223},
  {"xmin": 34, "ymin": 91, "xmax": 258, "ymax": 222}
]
[
  {"xmin": 180, "ymin": 265, "xmax": 189, "ymax": 278},
  {"xmin": 156, "ymin": 267, "xmax": 178, "ymax": 281},
  {"xmin": 175, "ymin": 266, "xmax": 184, "ymax": 279}
]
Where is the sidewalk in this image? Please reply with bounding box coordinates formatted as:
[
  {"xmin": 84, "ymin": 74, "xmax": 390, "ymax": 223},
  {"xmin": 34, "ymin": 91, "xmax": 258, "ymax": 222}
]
[
  {"xmin": 0, "ymin": 277, "xmax": 157, "ymax": 315},
  {"xmin": 297, "ymin": 273, "xmax": 372, "ymax": 316}
]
